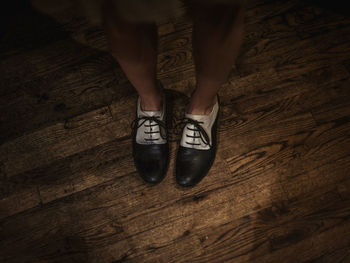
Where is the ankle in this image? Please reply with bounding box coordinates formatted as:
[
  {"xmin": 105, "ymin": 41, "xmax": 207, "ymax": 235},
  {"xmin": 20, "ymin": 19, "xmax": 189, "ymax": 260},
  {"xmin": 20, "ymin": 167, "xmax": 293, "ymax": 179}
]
[
  {"xmin": 140, "ymin": 92, "xmax": 163, "ymax": 111},
  {"xmin": 187, "ymin": 95, "xmax": 217, "ymax": 115}
]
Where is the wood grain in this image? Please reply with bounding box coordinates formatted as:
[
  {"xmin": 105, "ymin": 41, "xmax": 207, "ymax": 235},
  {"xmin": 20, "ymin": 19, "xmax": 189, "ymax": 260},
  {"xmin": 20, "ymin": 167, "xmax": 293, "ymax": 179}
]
[{"xmin": 1, "ymin": 0, "xmax": 350, "ymax": 262}]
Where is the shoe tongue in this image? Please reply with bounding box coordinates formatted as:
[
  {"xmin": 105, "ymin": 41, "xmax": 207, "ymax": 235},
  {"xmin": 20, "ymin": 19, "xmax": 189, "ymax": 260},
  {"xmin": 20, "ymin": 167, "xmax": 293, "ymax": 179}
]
[
  {"xmin": 138, "ymin": 100, "xmax": 162, "ymax": 118},
  {"xmin": 139, "ymin": 110, "xmax": 162, "ymax": 118},
  {"xmin": 185, "ymin": 113, "xmax": 210, "ymax": 122}
]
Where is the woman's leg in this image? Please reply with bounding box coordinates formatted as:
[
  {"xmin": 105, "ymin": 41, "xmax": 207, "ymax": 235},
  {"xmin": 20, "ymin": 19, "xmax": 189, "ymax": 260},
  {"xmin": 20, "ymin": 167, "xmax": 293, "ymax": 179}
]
[
  {"xmin": 103, "ymin": 1, "xmax": 169, "ymax": 184},
  {"xmin": 189, "ymin": 2, "xmax": 244, "ymax": 114},
  {"xmin": 175, "ymin": 2, "xmax": 244, "ymax": 187},
  {"xmin": 102, "ymin": 1, "xmax": 162, "ymax": 111}
]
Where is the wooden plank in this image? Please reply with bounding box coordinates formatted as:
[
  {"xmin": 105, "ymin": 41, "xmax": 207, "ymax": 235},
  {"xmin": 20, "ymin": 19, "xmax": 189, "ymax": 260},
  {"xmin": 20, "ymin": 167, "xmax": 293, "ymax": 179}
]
[
  {"xmin": 2, "ymin": 113, "xmax": 348, "ymax": 261},
  {"xmin": 248, "ymin": 201, "xmax": 350, "ymax": 263},
  {"xmin": 310, "ymin": 80, "xmax": 350, "ymax": 124},
  {"xmin": 2, "ymin": 0, "xmax": 350, "ymax": 146},
  {"xmin": 0, "ymin": 90, "xmax": 315, "ymax": 219},
  {"xmin": 3, "ymin": 81, "xmax": 312, "ymax": 192},
  {"xmin": 0, "ymin": 106, "xmax": 116, "ymax": 177},
  {"xmin": 0, "ymin": 23, "xmax": 192, "ymax": 144},
  {"xmin": 0, "ymin": 4, "xmax": 348, "ymax": 217},
  {"xmin": 0, "ymin": 52, "xmax": 133, "ymax": 144},
  {"xmin": 181, "ymin": 188, "xmax": 350, "ymax": 263},
  {"xmin": 0, "ymin": 94, "xmax": 137, "ymax": 218},
  {"xmin": 0, "ymin": 7, "xmax": 72, "ymax": 60},
  {"xmin": 64, "ymin": 165, "xmax": 350, "ymax": 263},
  {"xmin": 0, "ymin": 71, "xmax": 311, "ymax": 177},
  {"xmin": 0, "ymin": 116, "xmax": 348, "ymax": 262},
  {"xmin": 91, "ymin": 146, "xmax": 350, "ymax": 263},
  {"xmin": 1, "ymin": 1, "xmax": 350, "ymax": 262}
]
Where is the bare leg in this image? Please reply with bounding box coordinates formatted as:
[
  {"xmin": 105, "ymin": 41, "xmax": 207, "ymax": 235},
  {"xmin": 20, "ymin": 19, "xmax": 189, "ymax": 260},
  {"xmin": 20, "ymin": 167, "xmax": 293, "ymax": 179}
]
[
  {"xmin": 103, "ymin": 1, "xmax": 162, "ymax": 111},
  {"xmin": 188, "ymin": 2, "xmax": 244, "ymax": 114}
]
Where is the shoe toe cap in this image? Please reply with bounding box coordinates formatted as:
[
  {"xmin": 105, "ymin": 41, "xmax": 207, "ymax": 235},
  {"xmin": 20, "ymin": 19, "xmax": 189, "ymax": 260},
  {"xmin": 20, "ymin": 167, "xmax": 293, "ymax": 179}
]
[
  {"xmin": 176, "ymin": 174, "xmax": 197, "ymax": 187},
  {"xmin": 176, "ymin": 162, "xmax": 206, "ymax": 187},
  {"xmin": 133, "ymin": 144, "xmax": 169, "ymax": 184},
  {"xmin": 138, "ymin": 159, "xmax": 167, "ymax": 184},
  {"xmin": 176, "ymin": 147, "xmax": 215, "ymax": 187}
]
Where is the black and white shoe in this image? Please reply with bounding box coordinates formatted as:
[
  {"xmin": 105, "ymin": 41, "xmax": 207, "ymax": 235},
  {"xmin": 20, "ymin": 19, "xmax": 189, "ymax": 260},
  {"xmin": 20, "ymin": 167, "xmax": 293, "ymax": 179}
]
[
  {"xmin": 175, "ymin": 95, "xmax": 220, "ymax": 187},
  {"xmin": 131, "ymin": 93, "xmax": 169, "ymax": 184}
]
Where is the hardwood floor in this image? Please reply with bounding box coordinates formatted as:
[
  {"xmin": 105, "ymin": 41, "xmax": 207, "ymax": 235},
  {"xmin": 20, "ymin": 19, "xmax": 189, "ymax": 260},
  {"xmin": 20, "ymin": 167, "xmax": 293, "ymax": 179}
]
[{"xmin": 1, "ymin": 0, "xmax": 350, "ymax": 262}]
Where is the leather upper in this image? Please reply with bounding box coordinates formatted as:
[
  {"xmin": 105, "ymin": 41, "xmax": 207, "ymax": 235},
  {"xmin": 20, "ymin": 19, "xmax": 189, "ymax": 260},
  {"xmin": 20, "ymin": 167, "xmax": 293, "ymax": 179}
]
[{"xmin": 180, "ymin": 101, "xmax": 219, "ymax": 150}]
